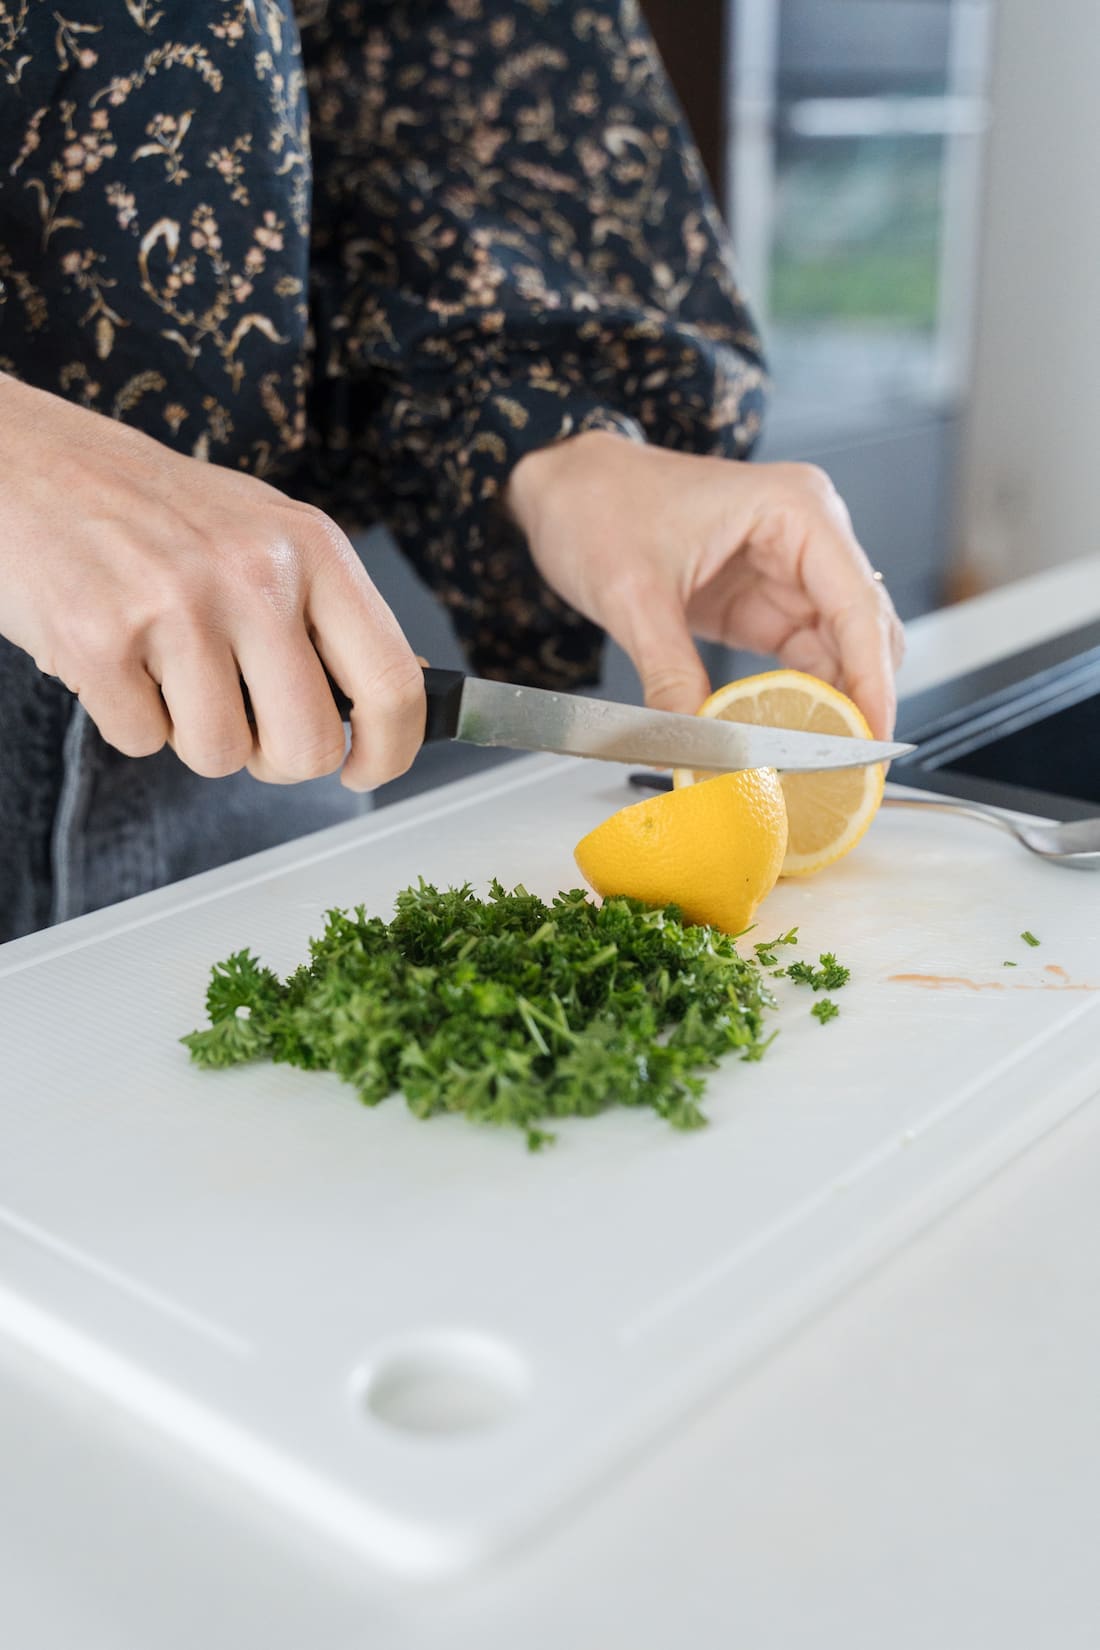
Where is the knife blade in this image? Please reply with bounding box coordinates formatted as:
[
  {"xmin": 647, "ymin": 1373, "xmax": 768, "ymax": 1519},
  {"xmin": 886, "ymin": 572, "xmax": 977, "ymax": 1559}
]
[{"xmin": 420, "ymin": 669, "xmax": 913, "ymax": 773}]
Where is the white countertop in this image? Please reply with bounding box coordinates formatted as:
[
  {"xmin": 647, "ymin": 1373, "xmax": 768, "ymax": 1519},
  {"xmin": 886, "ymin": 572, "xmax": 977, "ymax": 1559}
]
[
  {"xmin": 3, "ymin": 557, "xmax": 1100, "ymax": 1650},
  {"xmin": 897, "ymin": 553, "xmax": 1100, "ymax": 698}
]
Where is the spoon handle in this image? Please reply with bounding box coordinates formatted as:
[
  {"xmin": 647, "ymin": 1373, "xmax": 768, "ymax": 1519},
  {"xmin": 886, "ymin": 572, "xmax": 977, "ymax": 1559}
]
[{"xmin": 882, "ymin": 794, "xmax": 1017, "ymax": 839}]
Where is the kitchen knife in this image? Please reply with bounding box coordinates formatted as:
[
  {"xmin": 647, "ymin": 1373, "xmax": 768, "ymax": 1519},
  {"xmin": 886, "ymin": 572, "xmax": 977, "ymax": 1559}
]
[{"xmin": 414, "ymin": 668, "xmax": 912, "ymax": 773}]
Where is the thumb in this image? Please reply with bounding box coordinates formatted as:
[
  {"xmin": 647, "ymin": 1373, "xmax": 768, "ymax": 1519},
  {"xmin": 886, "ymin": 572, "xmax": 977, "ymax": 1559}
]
[{"xmin": 614, "ymin": 590, "xmax": 711, "ymax": 715}]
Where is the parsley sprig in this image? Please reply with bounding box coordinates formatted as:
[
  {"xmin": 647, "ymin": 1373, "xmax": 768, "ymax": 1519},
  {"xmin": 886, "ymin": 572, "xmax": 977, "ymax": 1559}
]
[
  {"xmin": 182, "ymin": 881, "xmax": 780, "ymax": 1150},
  {"xmin": 812, "ymin": 998, "xmax": 840, "ymax": 1025},
  {"xmin": 783, "ymin": 952, "xmax": 851, "ymax": 992},
  {"xmin": 753, "ymin": 927, "xmax": 799, "ymax": 969}
]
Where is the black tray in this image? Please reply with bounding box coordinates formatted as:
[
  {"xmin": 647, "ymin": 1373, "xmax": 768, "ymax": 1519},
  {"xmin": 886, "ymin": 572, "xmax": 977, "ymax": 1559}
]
[{"xmin": 893, "ymin": 616, "xmax": 1100, "ymax": 820}]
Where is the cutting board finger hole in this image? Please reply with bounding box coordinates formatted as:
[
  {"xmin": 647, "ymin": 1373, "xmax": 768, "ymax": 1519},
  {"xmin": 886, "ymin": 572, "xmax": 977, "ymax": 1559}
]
[{"xmin": 356, "ymin": 1331, "xmax": 531, "ymax": 1437}]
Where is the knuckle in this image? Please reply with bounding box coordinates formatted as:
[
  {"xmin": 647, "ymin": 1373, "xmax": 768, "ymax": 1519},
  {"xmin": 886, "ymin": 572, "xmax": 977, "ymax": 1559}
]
[
  {"xmin": 110, "ymin": 524, "xmax": 203, "ymax": 617},
  {"xmin": 58, "ymin": 609, "xmax": 124, "ymax": 678},
  {"xmin": 85, "ymin": 706, "xmax": 156, "ymax": 759},
  {"xmin": 297, "ymin": 506, "xmax": 356, "ymax": 569},
  {"xmin": 161, "ymin": 556, "xmax": 210, "ymax": 611},
  {"xmin": 793, "ymin": 463, "xmax": 854, "ymax": 529},
  {"xmin": 116, "ymin": 556, "xmax": 215, "ymax": 641},
  {"xmin": 642, "ymin": 666, "xmax": 702, "ymax": 709},
  {"xmin": 369, "ymin": 654, "xmax": 428, "ymax": 720},
  {"xmin": 112, "ymin": 726, "xmax": 168, "ymax": 760},
  {"xmin": 243, "ymin": 751, "xmax": 280, "ymax": 787},
  {"xmin": 152, "ymin": 581, "xmax": 209, "ymax": 641},
  {"xmin": 796, "ymin": 463, "xmax": 838, "ymax": 502},
  {"xmin": 227, "ymin": 535, "xmax": 301, "ymax": 616},
  {"xmin": 274, "ymin": 728, "xmax": 347, "ymax": 784},
  {"xmin": 234, "ymin": 544, "xmax": 291, "ymax": 597},
  {"xmin": 183, "ymin": 736, "xmax": 253, "ymax": 780},
  {"xmin": 294, "ymin": 501, "xmax": 339, "ymax": 534},
  {"xmin": 297, "ymin": 736, "xmax": 348, "ymax": 782}
]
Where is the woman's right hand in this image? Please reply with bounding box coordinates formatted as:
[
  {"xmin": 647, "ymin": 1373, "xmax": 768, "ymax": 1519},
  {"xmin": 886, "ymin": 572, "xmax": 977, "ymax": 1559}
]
[{"xmin": 0, "ymin": 376, "xmax": 425, "ymax": 791}]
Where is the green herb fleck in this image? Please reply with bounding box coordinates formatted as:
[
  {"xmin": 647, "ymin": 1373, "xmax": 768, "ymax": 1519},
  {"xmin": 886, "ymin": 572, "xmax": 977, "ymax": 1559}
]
[
  {"xmin": 784, "ymin": 951, "xmax": 851, "ymax": 992},
  {"xmin": 817, "ymin": 952, "xmax": 851, "ymax": 990},
  {"xmin": 753, "ymin": 927, "xmax": 799, "ymax": 969},
  {"xmin": 1003, "ymin": 960, "xmax": 1018, "ymax": 968},
  {"xmin": 1021, "ymin": 930, "xmax": 1040, "ymax": 948},
  {"xmin": 812, "ymin": 998, "xmax": 840, "ymax": 1025},
  {"xmin": 182, "ymin": 881, "xmax": 780, "ymax": 1150}
]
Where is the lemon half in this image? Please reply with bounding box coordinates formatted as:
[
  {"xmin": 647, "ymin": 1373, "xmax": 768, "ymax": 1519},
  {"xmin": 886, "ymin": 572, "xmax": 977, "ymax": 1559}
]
[
  {"xmin": 575, "ymin": 768, "xmax": 788, "ymax": 934},
  {"xmin": 673, "ymin": 670, "xmax": 886, "ymax": 877}
]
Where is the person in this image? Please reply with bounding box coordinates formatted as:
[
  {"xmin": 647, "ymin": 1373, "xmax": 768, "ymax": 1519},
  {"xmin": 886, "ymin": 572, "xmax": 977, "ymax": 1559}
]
[{"xmin": 0, "ymin": 0, "xmax": 902, "ymax": 945}]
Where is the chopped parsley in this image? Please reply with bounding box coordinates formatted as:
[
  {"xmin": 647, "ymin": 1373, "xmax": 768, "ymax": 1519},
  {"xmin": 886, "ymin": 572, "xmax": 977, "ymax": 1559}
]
[
  {"xmin": 783, "ymin": 952, "xmax": 851, "ymax": 992},
  {"xmin": 1021, "ymin": 930, "xmax": 1040, "ymax": 948},
  {"xmin": 753, "ymin": 927, "xmax": 799, "ymax": 969},
  {"xmin": 812, "ymin": 998, "xmax": 840, "ymax": 1025},
  {"xmin": 1003, "ymin": 960, "xmax": 1018, "ymax": 968},
  {"xmin": 182, "ymin": 881, "xmax": 781, "ymax": 1150}
]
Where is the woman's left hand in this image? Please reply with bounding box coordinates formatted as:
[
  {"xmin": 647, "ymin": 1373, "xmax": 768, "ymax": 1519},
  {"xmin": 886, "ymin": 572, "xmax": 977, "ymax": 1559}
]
[{"xmin": 506, "ymin": 431, "xmax": 905, "ymax": 739}]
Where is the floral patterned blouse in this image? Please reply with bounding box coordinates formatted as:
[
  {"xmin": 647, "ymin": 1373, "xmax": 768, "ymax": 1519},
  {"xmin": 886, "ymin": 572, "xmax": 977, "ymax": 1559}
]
[{"xmin": 0, "ymin": 0, "xmax": 766, "ymax": 939}]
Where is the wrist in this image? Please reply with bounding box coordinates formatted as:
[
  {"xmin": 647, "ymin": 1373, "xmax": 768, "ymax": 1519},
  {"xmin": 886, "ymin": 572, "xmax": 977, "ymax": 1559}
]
[{"xmin": 505, "ymin": 429, "xmax": 636, "ymax": 538}]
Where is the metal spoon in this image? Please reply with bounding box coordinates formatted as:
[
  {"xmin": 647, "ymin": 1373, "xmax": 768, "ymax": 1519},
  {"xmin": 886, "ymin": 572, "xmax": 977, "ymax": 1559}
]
[
  {"xmin": 880, "ymin": 792, "xmax": 1100, "ymax": 868},
  {"xmin": 626, "ymin": 773, "xmax": 1100, "ymax": 868}
]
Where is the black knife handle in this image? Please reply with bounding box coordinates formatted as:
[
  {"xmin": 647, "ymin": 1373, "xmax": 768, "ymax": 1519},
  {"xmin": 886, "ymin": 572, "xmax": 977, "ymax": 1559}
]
[
  {"xmin": 241, "ymin": 664, "xmax": 465, "ymax": 744},
  {"xmin": 421, "ymin": 667, "xmax": 465, "ymax": 742}
]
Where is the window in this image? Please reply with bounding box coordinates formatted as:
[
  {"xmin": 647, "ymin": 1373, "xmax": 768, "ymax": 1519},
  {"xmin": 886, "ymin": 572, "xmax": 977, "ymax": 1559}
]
[{"xmin": 728, "ymin": 0, "xmax": 992, "ymax": 426}]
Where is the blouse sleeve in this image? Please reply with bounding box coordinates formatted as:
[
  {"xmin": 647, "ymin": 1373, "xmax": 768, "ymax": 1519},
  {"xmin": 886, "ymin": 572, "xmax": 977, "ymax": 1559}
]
[{"xmin": 300, "ymin": 0, "xmax": 767, "ymax": 690}]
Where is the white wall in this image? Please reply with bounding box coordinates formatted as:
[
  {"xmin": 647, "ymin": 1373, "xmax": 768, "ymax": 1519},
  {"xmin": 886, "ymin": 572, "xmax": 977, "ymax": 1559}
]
[{"xmin": 960, "ymin": 0, "xmax": 1100, "ymax": 585}]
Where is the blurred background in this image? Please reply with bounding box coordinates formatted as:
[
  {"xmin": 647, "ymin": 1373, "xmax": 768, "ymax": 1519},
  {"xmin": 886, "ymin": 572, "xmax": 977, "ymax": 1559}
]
[{"xmin": 370, "ymin": 0, "xmax": 1100, "ymax": 802}]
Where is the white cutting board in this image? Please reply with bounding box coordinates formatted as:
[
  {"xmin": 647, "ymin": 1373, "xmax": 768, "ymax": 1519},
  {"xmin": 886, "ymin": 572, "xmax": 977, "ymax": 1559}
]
[{"xmin": 1, "ymin": 756, "xmax": 1098, "ymax": 1579}]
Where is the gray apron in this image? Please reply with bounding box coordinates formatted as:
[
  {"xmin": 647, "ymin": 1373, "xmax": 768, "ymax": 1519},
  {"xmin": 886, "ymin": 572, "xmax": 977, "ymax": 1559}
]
[{"xmin": 0, "ymin": 637, "xmax": 366, "ymax": 943}]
